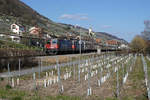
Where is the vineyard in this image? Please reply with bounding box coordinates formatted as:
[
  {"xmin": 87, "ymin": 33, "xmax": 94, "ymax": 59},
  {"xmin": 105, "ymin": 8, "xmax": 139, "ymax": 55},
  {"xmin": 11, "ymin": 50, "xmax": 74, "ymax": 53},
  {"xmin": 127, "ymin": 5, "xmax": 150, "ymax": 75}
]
[{"xmin": 0, "ymin": 53, "xmax": 150, "ymax": 100}]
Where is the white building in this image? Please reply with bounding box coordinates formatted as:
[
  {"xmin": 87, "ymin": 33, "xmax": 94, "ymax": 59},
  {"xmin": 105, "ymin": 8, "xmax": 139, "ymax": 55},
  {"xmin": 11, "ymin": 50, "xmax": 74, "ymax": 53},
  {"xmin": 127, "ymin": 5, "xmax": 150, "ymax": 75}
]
[
  {"xmin": 10, "ymin": 24, "xmax": 24, "ymax": 35},
  {"xmin": 29, "ymin": 27, "xmax": 41, "ymax": 36},
  {"xmin": 0, "ymin": 34, "xmax": 5, "ymax": 38},
  {"xmin": 45, "ymin": 34, "xmax": 51, "ymax": 38},
  {"xmin": 118, "ymin": 44, "xmax": 129, "ymax": 49},
  {"xmin": 9, "ymin": 36, "xmax": 20, "ymax": 43}
]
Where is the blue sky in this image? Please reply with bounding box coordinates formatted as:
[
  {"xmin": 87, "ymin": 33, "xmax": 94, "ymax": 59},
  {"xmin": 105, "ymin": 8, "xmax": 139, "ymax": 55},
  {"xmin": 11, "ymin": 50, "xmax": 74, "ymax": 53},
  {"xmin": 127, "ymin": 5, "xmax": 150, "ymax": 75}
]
[{"xmin": 21, "ymin": 0, "xmax": 150, "ymax": 42}]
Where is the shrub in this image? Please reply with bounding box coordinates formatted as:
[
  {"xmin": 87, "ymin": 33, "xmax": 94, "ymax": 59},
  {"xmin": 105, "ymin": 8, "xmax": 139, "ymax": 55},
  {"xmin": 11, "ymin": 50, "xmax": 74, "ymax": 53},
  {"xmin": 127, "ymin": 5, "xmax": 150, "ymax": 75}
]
[
  {"xmin": 12, "ymin": 96, "xmax": 22, "ymax": 100},
  {"xmin": 5, "ymin": 84, "xmax": 12, "ymax": 89},
  {"xmin": 0, "ymin": 77, "xmax": 4, "ymax": 81}
]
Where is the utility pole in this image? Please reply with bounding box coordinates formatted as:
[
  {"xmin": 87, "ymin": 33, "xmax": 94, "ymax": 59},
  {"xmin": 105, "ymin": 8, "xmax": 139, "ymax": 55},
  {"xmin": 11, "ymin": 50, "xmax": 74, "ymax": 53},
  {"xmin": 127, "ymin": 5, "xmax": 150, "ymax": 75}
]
[
  {"xmin": 19, "ymin": 59, "xmax": 21, "ymax": 77},
  {"xmin": 79, "ymin": 28, "xmax": 82, "ymax": 55},
  {"xmin": 75, "ymin": 24, "xmax": 81, "ymax": 83},
  {"xmin": 7, "ymin": 62, "xmax": 10, "ymax": 84},
  {"xmin": 56, "ymin": 56, "xmax": 63, "ymax": 93},
  {"xmin": 79, "ymin": 26, "xmax": 81, "ymax": 83},
  {"xmin": 116, "ymin": 69, "xmax": 119, "ymax": 98},
  {"xmin": 38, "ymin": 58, "xmax": 41, "ymax": 79}
]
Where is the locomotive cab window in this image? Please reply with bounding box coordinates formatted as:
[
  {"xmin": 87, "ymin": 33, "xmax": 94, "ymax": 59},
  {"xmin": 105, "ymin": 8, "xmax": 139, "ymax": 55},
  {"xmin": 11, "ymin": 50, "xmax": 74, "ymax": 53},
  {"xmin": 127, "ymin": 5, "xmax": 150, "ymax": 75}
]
[{"xmin": 52, "ymin": 39, "xmax": 57, "ymax": 44}]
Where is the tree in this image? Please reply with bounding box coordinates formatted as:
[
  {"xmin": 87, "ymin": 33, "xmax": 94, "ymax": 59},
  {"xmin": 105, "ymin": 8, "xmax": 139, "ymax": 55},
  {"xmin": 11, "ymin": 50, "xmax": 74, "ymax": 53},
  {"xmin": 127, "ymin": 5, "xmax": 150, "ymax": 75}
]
[
  {"xmin": 141, "ymin": 20, "xmax": 150, "ymax": 40},
  {"xmin": 140, "ymin": 20, "xmax": 150, "ymax": 54},
  {"xmin": 130, "ymin": 35, "xmax": 147, "ymax": 53},
  {"xmin": 131, "ymin": 20, "xmax": 150, "ymax": 54}
]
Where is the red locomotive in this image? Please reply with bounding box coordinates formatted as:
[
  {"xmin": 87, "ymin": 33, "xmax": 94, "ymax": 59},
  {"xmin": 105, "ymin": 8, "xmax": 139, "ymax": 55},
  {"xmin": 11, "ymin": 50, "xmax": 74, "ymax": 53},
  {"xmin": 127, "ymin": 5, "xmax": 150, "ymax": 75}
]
[{"xmin": 45, "ymin": 38, "xmax": 97, "ymax": 54}]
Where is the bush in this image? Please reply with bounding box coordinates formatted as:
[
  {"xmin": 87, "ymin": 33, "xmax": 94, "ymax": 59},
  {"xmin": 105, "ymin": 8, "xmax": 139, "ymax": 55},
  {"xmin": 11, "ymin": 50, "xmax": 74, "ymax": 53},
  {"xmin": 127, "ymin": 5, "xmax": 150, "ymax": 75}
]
[
  {"xmin": 0, "ymin": 77, "xmax": 4, "ymax": 81},
  {"xmin": 12, "ymin": 96, "xmax": 22, "ymax": 100},
  {"xmin": 5, "ymin": 84, "xmax": 12, "ymax": 89}
]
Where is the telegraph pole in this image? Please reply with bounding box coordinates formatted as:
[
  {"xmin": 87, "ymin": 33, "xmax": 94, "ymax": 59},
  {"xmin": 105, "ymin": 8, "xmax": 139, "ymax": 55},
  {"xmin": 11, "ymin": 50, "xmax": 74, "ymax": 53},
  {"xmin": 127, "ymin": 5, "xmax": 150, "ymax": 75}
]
[
  {"xmin": 79, "ymin": 28, "xmax": 82, "ymax": 55},
  {"xmin": 79, "ymin": 26, "xmax": 81, "ymax": 83},
  {"xmin": 75, "ymin": 24, "xmax": 81, "ymax": 83}
]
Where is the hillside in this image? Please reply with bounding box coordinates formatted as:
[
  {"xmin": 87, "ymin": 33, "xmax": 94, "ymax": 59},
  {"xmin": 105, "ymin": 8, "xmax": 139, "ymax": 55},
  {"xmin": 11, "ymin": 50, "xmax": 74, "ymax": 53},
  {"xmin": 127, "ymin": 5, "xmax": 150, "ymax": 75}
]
[{"xmin": 0, "ymin": 0, "xmax": 127, "ymax": 43}]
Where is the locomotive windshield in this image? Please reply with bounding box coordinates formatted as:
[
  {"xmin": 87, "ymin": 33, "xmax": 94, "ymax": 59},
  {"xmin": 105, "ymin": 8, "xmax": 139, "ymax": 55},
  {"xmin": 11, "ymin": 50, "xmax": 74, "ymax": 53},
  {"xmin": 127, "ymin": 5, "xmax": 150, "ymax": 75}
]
[{"xmin": 52, "ymin": 39, "xmax": 57, "ymax": 44}]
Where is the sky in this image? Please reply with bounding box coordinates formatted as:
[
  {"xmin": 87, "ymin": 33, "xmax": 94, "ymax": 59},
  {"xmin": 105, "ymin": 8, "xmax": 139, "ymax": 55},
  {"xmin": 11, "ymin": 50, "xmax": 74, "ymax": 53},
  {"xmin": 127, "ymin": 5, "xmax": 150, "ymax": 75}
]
[{"xmin": 21, "ymin": 0, "xmax": 150, "ymax": 42}]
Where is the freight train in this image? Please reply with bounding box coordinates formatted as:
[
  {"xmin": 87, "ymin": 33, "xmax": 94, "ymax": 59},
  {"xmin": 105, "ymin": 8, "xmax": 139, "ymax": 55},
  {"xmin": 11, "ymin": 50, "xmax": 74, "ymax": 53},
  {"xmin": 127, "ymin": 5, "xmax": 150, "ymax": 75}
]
[{"xmin": 44, "ymin": 38, "xmax": 98, "ymax": 54}]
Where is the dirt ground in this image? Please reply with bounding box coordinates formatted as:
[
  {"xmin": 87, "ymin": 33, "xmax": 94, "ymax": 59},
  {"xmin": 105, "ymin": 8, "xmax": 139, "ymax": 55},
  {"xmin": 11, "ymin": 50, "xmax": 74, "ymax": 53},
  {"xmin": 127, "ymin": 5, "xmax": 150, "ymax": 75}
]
[
  {"xmin": 0, "ymin": 55, "xmax": 147, "ymax": 100},
  {"xmin": 119, "ymin": 57, "xmax": 147, "ymax": 100},
  {"xmin": 5, "ymin": 55, "xmax": 124, "ymax": 99}
]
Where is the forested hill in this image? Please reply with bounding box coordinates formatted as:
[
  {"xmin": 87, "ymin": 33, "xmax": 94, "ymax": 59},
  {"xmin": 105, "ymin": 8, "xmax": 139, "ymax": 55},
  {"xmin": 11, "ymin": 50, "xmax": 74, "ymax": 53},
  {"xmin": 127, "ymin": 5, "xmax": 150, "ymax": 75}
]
[{"xmin": 0, "ymin": 0, "xmax": 127, "ymax": 43}]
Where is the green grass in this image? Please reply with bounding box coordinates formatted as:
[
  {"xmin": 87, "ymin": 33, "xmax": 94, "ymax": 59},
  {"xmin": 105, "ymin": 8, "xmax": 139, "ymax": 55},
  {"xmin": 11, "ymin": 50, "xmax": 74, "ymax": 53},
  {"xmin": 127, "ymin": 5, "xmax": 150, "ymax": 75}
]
[
  {"xmin": 0, "ymin": 87, "xmax": 26, "ymax": 100},
  {"xmin": 107, "ymin": 56, "xmax": 147, "ymax": 100},
  {"xmin": 105, "ymin": 97, "xmax": 118, "ymax": 100},
  {"xmin": 0, "ymin": 86, "xmax": 82, "ymax": 100},
  {"xmin": 46, "ymin": 95, "xmax": 81, "ymax": 100},
  {"xmin": 0, "ymin": 55, "xmax": 147, "ymax": 100},
  {"xmin": 131, "ymin": 57, "xmax": 144, "ymax": 84},
  {"xmin": 5, "ymin": 84, "xmax": 12, "ymax": 89},
  {"xmin": 0, "ymin": 40, "xmax": 42, "ymax": 51},
  {"xmin": 0, "ymin": 77, "xmax": 4, "ymax": 81},
  {"xmin": 121, "ymin": 96, "xmax": 134, "ymax": 100},
  {"xmin": 120, "ymin": 56, "xmax": 147, "ymax": 100},
  {"xmin": 145, "ymin": 57, "xmax": 150, "ymax": 77}
]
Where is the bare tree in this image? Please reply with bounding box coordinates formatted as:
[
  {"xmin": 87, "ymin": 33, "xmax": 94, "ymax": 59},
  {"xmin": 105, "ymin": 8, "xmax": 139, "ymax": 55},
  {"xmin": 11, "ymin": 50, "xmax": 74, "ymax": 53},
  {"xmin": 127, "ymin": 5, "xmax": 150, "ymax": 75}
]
[{"xmin": 141, "ymin": 20, "xmax": 150, "ymax": 40}]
